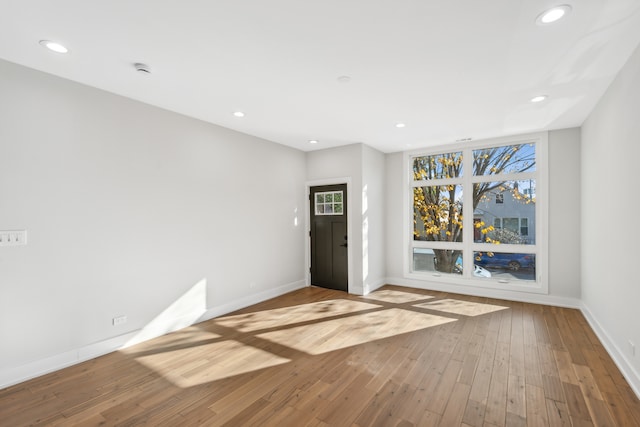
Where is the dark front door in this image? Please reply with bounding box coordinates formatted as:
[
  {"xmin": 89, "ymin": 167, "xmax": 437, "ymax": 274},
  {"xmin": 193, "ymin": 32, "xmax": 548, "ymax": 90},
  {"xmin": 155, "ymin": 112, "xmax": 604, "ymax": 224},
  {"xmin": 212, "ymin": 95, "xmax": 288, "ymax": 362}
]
[{"xmin": 310, "ymin": 184, "xmax": 348, "ymax": 292}]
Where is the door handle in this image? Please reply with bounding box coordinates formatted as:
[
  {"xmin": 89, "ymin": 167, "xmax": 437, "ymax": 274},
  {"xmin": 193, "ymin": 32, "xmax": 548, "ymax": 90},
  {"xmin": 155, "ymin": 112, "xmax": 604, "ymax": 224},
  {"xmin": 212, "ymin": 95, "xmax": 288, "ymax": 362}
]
[{"xmin": 340, "ymin": 243, "xmax": 348, "ymax": 247}]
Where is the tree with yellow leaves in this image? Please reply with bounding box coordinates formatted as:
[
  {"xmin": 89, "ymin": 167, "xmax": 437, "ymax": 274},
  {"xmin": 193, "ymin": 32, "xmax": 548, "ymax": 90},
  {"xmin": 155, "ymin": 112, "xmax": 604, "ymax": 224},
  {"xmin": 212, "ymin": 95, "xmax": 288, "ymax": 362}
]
[{"xmin": 413, "ymin": 144, "xmax": 535, "ymax": 274}]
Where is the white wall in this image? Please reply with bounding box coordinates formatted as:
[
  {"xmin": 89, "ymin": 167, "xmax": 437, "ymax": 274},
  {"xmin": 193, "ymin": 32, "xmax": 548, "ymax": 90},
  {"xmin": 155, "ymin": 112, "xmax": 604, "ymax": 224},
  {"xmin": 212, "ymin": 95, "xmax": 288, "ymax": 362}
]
[
  {"xmin": 362, "ymin": 145, "xmax": 386, "ymax": 293},
  {"xmin": 548, "ymin": 128, "xmax": 581, "ymax": 298},
  {"xmin": 581, "ymin": 42, "xmax": 640, "ymax": 394},
  {"xmin": 306, "ymin": 144, "xmax": 364, "ymax": 294},
  {"xmin": 384, "ymin": 129, "xmax": 582, "ymax": 304},
  {"xmin": 0, "ymin": 59, "xmax": 307, "ymax": 387},
  {"xmin": 385, "ymin": 152, "xmax": 405, "ymax": 280},
  {"xmin": 306, "ymin": 143, "xmax": 386, "ymax": 294}
]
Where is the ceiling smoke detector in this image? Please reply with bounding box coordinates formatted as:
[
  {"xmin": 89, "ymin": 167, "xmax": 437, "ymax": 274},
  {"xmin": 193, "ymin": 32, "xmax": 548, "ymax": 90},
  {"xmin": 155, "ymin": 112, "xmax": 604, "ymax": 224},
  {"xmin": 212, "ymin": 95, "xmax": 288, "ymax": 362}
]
[{"xmin": 134, "ymin": 63, "xmax": 151, "ymax": 74}]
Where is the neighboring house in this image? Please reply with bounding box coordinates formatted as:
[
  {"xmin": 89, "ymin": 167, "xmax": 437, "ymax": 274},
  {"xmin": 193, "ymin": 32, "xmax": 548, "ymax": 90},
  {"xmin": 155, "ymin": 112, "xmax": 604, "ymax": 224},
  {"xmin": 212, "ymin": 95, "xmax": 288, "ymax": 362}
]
[{"xmin": 473, "ymin": 183, "xmax": 535, "ymax": 244}]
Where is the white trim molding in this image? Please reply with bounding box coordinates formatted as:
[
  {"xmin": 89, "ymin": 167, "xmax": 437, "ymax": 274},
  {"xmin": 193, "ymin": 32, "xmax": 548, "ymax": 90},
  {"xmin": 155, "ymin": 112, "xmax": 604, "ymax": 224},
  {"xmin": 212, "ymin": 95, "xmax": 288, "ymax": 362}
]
[
  {"xmin": 581, "ymin": 302, "xmax": 640, "ymax": 398},
  {"xmin": 200, "ymin": 280, "xmax": 306, "ymax": 321},
  {"xmin": 385, "ymin": 276, "xmax": 580, "ymax": 308}
]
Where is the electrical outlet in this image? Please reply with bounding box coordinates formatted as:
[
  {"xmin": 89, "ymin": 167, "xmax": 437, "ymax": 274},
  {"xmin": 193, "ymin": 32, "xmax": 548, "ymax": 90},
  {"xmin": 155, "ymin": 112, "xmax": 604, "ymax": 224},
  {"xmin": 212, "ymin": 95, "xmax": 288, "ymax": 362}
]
[
  {"xmin": 0, "ymin": 230, "xmax": 27, "ymax": 246},
  {"xmin": 629, "ymin": 340, "xmax": 636, "ymax": 357},
  {"xmin": 113, "ymin": 315, "xmax": 127, "ymax": 326}
]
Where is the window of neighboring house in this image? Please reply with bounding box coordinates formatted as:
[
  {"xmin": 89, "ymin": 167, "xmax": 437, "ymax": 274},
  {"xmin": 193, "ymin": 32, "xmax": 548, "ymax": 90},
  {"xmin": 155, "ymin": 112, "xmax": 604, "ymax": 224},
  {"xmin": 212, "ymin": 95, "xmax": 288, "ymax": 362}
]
[
  {"xmin": 406, "ymin": 133, "xmax": 547, "ymax": 293},
  {"xmin": 494, "ymin": 217, "xmax": 530, "ymax": 238},
  {"xmin": 503, "ymin": 217, "xmax": 519, "ymax": 234}
]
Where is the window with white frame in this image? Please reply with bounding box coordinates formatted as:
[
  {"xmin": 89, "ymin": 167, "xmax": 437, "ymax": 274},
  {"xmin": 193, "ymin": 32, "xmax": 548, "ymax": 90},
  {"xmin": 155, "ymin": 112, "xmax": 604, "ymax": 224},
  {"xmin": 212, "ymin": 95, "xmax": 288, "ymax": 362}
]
[
  {"xmin": 407, "ymin": 134, "xmax": 547, "ymax": 293},
  {"xmin": 314, "ymin": 191, "xmax": 344, "ymax": 215}
]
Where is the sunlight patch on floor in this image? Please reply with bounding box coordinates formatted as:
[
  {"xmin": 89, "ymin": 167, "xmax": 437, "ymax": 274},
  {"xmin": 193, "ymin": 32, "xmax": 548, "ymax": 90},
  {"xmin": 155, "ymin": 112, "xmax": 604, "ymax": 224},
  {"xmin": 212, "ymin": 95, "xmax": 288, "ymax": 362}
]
[
  {"xmin": 214, "ymin": 299, "xmax": 381, "ymax": 332},
  {"xmin": 257, "ymin": 308, "xmax": 455, "ymax": 355},
  {"xmin": 361, "ymin": 289, "xmax": 435, "ymax": 304},
  {"xmin": 135, "ymin": 339, "xmax": 289, "ymax": 387},
  {"xmin": 414, "ymin": 298, "xmax": 509, "ymax": 316},
  {"xmin": 122, "ymin": 326, "xmax": 221, "ymax": 355}
]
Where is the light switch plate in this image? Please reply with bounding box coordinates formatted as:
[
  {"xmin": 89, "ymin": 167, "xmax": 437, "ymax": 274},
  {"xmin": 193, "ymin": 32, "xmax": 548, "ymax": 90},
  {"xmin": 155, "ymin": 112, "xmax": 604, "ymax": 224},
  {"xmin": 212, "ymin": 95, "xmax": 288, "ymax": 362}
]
[
  {"xmin": 113, "ymin": 315, "xmax": 127, "ymax": 326},
  {"xmin": 0, "ymin": 230, "xmax": 27, "ymax": 246}
]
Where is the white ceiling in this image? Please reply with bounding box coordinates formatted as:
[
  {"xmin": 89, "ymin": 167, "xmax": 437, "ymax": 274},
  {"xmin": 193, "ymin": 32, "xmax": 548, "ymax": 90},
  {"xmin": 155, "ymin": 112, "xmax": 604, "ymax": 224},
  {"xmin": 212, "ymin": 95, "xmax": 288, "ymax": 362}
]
[{"xmin": 1, "ymin": 1, "xmax": 640, "ymax": 153}]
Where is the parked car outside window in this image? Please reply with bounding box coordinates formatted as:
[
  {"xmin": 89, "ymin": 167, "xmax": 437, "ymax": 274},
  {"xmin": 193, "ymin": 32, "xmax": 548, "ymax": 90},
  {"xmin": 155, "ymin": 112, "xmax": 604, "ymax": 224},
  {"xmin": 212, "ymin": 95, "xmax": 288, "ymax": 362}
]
[{"xmin": 474, "ymin": 252, "xmax": 535, "ymax": 271}]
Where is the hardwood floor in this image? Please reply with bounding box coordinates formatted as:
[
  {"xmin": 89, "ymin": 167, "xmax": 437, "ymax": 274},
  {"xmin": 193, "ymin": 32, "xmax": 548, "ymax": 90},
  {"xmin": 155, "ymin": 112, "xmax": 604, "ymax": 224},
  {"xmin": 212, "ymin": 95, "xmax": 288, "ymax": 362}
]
[{"xmin": 1, "ymin": 285, "xmax": 639, "ymax": 426}]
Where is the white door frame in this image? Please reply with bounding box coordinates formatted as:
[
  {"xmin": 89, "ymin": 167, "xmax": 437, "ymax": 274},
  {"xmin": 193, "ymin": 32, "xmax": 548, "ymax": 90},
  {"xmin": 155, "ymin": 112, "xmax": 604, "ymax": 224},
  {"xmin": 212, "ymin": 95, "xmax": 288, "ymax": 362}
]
[{"xmin": 305, "ymin": 177, "xmax": 354, "ymax": 293}]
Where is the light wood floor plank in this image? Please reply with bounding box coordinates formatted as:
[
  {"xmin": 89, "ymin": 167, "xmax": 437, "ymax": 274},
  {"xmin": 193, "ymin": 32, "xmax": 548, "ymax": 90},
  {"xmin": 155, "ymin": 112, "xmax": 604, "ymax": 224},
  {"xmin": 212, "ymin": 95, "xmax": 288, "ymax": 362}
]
[{"xmin": 0, "ymin": 285, "xmax": 638, "ymax": 427}]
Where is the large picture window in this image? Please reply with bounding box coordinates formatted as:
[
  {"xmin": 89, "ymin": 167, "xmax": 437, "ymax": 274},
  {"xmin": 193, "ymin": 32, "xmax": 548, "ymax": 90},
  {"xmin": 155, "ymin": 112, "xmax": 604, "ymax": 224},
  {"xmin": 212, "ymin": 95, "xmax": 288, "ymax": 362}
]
[{"xmin": 406, "ymin": 133, "xmax": 547, "ymax": 293}]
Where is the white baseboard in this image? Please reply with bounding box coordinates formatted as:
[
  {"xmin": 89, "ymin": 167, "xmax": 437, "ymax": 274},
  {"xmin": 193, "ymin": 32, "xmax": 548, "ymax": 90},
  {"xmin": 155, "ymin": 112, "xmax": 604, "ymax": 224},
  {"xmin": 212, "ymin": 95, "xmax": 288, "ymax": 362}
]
[
  {"xmin": 0, "ymin": 330, "xmax": 140, "ymax": 391},
  {"xmin": 199, "ymin": 280, "xmax": 307, "ymax": 321},
  {"xmin": 384, "ymin": 277, "xmax": 581, "ymax": 308},
  {"xmin": 580, "ymin": 302, "xmax": 640, "ymax": 399},
  {"xmin": 0, "ymin": 280, "xmax": 307, "ymax": 391},
  {"xmin": 363, "ymin": 277, "xmax": 387, "ymax": 295}
]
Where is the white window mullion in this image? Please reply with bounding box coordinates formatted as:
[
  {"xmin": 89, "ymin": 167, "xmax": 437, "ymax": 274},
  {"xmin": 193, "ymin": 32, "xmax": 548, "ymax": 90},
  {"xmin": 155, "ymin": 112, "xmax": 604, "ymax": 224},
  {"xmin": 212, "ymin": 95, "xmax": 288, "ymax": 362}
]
[{"xmin": 463, "ymin": 147, "xmax": 474, "ymax": 278}]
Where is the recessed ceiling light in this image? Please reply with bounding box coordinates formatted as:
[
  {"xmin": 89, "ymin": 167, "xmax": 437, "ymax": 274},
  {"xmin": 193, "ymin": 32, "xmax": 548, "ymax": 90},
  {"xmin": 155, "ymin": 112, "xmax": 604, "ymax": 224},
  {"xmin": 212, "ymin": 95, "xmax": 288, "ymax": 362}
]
[
  {"xmin": 39, "ymin": 40, "xmax": 68, "ymax": 54},
  {"xmin": 530, "ymin": 95, "xmax": 548, "ymax": 103},
  {"xmin": 337, "ymin": 75, "xmax": 351, "ymax": 83},
  {"xmin": 395, "ymin": 123, "xmax": 406, "ymax": 128},
  {"xmin": 233, "ymin": 111, "xmax": 245, "ymax": 117},
  {"xmin": 536, "ymin": 5, "xmax": 572, "ymax": 25},
  {"xmin": 309, "ymin": 140, "xmax": 319, "ymax": 144}
]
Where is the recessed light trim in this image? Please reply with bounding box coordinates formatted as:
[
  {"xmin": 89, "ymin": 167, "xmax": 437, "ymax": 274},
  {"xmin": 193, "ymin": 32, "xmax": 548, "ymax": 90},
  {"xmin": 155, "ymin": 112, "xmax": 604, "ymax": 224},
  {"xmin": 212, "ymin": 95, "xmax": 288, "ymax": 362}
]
[
  {"xmin": 536, "ymin": 5, "xmax": 572, "ymax": 25},
  {"xmin": 395, "ymin": 123, "xmax": 406, "ymax": 128},
  {"xmin": 233, "ymin": 111, "xmax": 245, "ymax": 118},
  {"xmin": 530, "ymin": 95, "xmax": 548, "ymax": 103},
  {"xmin": 39, "ymin": 40, "xmax": 69, "ymax": 54}
]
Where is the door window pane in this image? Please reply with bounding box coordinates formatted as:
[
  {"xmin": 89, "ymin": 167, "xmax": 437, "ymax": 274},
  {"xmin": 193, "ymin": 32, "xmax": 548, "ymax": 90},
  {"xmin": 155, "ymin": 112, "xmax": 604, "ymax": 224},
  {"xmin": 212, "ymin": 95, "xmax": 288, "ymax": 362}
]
[{"xmin": 315, "ymin": 191, "xmax": 344, "ymax": 216}]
